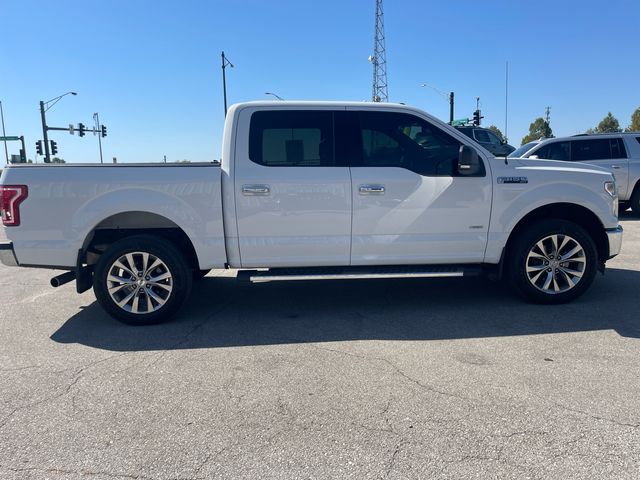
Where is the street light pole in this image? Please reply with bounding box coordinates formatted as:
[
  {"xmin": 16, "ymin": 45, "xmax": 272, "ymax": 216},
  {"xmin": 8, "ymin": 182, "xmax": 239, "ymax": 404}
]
[
  {"xmin": 39, "ymin": 91, "xmax": 77, "ymax": 163},
  {"xmin": 221, "ymin": 51, "xmax": 234, "ymax": 117},
  {"xmin": 0, "ymin": 100, "xmax": 9, "ymax": 164},
  {"xmin": 265, "ymin": 92, "xmax": 284, "ymax": 101},
  {"xmin": 420, "ymin": 83, "xmax": 455, "ymax": 125}
]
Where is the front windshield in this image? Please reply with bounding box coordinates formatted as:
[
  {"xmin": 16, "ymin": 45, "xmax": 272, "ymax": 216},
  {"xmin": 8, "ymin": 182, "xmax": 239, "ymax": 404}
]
[{"xmin": 508, "ymin": 141, "xmax": 539, "ymax": 158}]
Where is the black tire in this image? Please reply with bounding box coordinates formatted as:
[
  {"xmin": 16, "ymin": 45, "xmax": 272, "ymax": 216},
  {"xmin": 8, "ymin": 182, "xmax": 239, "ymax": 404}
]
[
  {"xmin": 618, "ymin": 202, "xmax": 628, "ymax": 213},
  {"xmin": 193, "ymin": 269, "xmax": 210, "ymax": 281},
  {"xmin": 507, "ymin": 219, "xmax": 598, "ymax": 304},
  {"xmin": 630, "ymin": 185, "xmax": 640, "ymax": 215},
  {"xmin": 93, "ymin": 235, "xmax": 192, "ymax": 325}
]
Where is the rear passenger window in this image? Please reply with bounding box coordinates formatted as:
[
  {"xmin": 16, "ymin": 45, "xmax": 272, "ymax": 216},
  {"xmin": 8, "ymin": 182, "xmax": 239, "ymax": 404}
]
[
  {"xmin": 571, "ymin": 139, "xmax": 611, "ymax": 161},
  {"xmin": 249, "ymin": 111, "xmax": 335, "ymax": 166},
  {"xmin": 610, "ymin": 138, "xmax": 627, "ymax": 158},
  {"xmin": 534, "ymin": 141, "xmax": 570, "ymax": 161}
]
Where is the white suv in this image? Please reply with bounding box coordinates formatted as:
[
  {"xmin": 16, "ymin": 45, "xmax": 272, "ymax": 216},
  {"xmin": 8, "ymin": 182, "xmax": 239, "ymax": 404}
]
[{"xmin": 509, "ymin": 133, "xmax": 640, "ymax": 213}]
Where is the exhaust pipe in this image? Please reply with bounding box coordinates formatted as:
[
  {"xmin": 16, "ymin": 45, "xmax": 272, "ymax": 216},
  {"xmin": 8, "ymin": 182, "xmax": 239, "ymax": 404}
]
[{"xmin": 50, "ymin": 270, "xmax": 76, "ymax": 288}]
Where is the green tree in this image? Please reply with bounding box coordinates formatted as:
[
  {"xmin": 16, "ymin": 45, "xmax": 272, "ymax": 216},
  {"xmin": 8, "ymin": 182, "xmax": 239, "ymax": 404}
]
[
  {"xmin": 626, "ymin": 107, "xmax": 640, "ymax": 132},
  {"xmin": 521, "ymin": 118, "xmax": 552, "ymax": 145},
  {"xmin": 592, "ymin": 112, "xmax": 621, "ymax": 133},
  {"xmin": 488, "ymin": 125, "xmax": 506, "ymax": 143},
  {"xmin": 51, "ymin": 157, "xmax": 66, "ymax": 164}
]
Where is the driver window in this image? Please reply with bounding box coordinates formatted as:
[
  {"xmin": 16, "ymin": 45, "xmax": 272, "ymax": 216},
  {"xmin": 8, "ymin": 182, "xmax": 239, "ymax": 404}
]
[{"xmin": 358, "ymin": 111, "xmax": 462, "ymax": 176}]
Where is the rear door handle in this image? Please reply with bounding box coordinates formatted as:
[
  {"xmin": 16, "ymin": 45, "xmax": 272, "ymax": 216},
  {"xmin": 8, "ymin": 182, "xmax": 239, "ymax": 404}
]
[
  {"xmin": 242, "ymin": 184, "xmax": 271, "ymax": 196},
  {"xmin": 359, "ymin": 184, "xmax": 385, "ymax": 195},
  {"xmin": 611, "ymin": 165, "xmax": 622, "ymax": 169}
]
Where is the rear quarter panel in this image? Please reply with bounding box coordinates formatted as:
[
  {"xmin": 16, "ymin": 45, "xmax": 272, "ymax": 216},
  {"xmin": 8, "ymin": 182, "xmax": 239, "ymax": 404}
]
[{"xmin": 1, "ymin": 164, "xmax": 226, "ymax": 269}]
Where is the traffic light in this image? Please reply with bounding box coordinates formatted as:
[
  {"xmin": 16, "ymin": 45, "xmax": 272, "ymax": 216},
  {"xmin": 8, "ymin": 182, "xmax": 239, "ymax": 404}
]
[
  {"xmin": 50, "ymin": 141, "xmax": 58, "ymax": 155},
  {"xmin": 101, "ymin": 125, "xmax": 107, "ymax": 138},
  {"xmin": 19, "ymin": 149, "xmax": 26, "ymax": 163},
  {"xmin": 35, "ymin": 141, "xmax": 43, "ymax": 156},
  {"xmin": 78, "ymin": 123, "xmax": 85, "ymax": 137},
  {"xmin": 472, "ymin": 109, "xmax": 484, "ymax": 126}
]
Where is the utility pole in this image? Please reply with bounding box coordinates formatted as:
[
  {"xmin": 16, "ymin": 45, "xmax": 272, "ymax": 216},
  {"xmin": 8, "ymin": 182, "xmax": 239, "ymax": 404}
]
[
  {"xmin": 221, "ymin": 51, "xmax": 234, "ymax": 117},
  {"xmin": 39, "ymin": 101, "xmax": 51, "ymax": 163},
  {"xmin": 370, "ymin": 0, "xmax": 388, "ymax": 102},
  {"xmin": 544, "ymin": 106, "xmax": 551, "ymax": 126},
  {"xmin": 0, "ymin": 100, "xmax": 9, "ymax": 164},
  {"xmin": 93, "ymin": 113, "xmax": 104, "ymax": 164}
]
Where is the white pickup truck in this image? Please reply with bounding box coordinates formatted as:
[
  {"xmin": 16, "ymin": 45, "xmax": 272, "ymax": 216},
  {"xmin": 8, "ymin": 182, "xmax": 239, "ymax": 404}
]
[{"xmin": 0, "ymin": 101, "xmax": 623, "ymax": 325}]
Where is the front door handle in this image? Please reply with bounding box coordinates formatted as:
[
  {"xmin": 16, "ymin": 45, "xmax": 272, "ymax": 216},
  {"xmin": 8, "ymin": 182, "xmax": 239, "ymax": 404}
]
[
  {"xmin": 359, "ymin": 184, "xmax": 385, "ymax": 195},
  {"xmin": 611, "ymin": 165, "xmax": 622, "ymax": 169},
  {"xmin": 242, "ymin": 184, "xmax": 271, "ymax": 196}
]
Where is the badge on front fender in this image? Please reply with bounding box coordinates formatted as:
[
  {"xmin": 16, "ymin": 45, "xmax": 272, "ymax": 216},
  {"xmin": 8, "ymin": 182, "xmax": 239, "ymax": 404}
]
[{"xmin": 497, "ymin": 176, "xmax": 528, "ymax": 184}]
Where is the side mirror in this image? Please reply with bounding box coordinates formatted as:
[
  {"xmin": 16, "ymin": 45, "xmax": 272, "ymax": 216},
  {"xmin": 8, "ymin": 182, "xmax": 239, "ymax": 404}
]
[{"xmin": 457, "ymin": 145, "xmax": 482, "ymax": 176}]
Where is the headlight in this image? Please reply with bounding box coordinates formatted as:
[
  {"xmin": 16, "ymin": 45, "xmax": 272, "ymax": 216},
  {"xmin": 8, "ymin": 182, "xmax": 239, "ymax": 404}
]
[{"xmin": 605, "ymin": 181, "xmax": 617, "ymax": 198}]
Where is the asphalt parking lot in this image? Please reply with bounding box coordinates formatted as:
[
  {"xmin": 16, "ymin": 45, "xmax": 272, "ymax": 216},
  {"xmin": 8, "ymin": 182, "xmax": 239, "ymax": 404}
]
[{"xmin": 1, "ymin": 215, "xmax": 639, "ymax": 480}]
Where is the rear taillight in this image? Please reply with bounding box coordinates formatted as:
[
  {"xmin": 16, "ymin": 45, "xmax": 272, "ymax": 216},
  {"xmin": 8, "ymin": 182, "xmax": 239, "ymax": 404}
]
[{"xmin": 0, "ymin": 185, "xmax": 28, "ymax": 226}]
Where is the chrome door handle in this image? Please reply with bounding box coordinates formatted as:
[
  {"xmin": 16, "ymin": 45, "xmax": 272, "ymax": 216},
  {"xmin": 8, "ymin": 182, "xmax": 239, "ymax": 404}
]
[
  {"xmin": 242, "ymin": 184, "xmax": 270, "ymax": 196},
  {"xmin": 359, "ymin": 184, "xmax": 385, "ymax": 195},
  {"xmin": 611, "ymin": 165, "xmax": 622, "ymax": 169}
]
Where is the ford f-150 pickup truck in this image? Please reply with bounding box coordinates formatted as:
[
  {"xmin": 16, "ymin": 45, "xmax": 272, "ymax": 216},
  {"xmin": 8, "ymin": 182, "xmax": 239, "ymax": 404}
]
[{"xmin": 0, "ymin": 101, "xmax": 623, "ymax": 325}]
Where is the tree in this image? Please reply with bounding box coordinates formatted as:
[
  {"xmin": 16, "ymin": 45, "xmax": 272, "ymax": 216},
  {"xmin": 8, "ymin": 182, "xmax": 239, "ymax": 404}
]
[
  {"xmin": 51, "ymin": 157, "xmax": 66, "ymax": 164},
  {"xmin": 626, "ymin": 107, "xmax": 640, "ymax": 132},
  {"xmin": 592, "ymin": 112, "xmax": 621, "ymax": 133},
  {"xmin": 521, "ymin": 118, "xmax": 552, "ymax": 145},
  {"xmin": 488, "ymin": 125, "xmax": 506, "ymax": 143}
]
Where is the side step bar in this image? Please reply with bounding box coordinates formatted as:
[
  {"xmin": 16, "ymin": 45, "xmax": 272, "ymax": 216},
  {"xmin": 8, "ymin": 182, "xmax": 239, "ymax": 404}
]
[{"xmin": 238, "ymin": 265, "xmax": 482, "ymax": 284}]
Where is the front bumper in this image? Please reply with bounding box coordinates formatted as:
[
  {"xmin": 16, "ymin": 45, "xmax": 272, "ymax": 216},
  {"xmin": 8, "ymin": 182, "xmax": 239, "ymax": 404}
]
[
  {"xmin": 606, "ymin": 225, "xmax": 623, "ymax": 258},
  {"xmin": 0, "ymin": 241, "xmax": 19, "ymax": 267}
]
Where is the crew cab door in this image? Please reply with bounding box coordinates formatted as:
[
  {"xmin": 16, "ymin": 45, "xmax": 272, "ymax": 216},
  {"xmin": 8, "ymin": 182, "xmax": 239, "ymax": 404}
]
[
  {"xmin": 233, "ymin": 108, "xmax": 351, "ymax": 267},
  {"xmin": 345, "ymin": 109, "xmax": 492, "ymax": 265}
]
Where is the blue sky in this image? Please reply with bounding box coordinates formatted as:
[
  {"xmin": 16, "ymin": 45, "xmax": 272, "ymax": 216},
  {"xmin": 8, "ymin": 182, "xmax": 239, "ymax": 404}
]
[{"xmin": 2, "ymin": 0, "xmax": 638, "ymax": 163}]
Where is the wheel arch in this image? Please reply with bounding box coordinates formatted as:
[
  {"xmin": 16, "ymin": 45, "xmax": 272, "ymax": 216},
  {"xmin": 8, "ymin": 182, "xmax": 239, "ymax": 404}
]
[
  {"xmin": 80, "ymin": 211, "xmax": 200, "ymax": 270},
  {"xmin": 504, "ymin": 202, "xmax": 609, "ymax": 263}
]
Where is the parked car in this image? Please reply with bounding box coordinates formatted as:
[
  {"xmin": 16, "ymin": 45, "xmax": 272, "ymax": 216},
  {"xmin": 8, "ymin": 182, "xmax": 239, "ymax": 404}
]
[
  {"xmin": 508, "ymin": 133, "xmax": 640, "ymax": 213},
  {"xmin": 0, "ymin": 101, "xmax": 622, "ymax": 325},
  {"xmin": 455, "ymin": 126, "xmax": 516, "ymax": 157}
]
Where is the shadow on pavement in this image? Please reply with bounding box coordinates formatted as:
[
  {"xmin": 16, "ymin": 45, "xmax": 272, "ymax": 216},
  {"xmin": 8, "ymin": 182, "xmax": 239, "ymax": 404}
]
[{"xmin": 50, "ymin": 267, "xmax": 640, "ymax": 351}]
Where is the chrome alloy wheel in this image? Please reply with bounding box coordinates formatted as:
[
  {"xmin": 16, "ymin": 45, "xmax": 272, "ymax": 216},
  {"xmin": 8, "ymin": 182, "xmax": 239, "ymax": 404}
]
[
  {"xmin": 106, "ymin": 251, "xmax": 173, "ymax": 314},
  {"xmin": 525, "ymin": 234, "xmax": 586, "ymax": 295}
]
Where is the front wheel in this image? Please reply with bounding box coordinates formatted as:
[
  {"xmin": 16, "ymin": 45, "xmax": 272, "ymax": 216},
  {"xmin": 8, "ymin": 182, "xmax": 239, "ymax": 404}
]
[
  {"xmin": 507, "ymin": 220, "xmax": 598, "ymax": 304},
  {"xmin": 93, "ymin": 235, "xmax": 192, "ymax": 325}
]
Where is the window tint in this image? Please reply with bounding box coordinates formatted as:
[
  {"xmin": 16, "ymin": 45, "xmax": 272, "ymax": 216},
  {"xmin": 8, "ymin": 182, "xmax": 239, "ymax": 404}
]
[
  {"xmin": 486, "ymin": 131, "xmax": 503, "ymax": 145},
  {"xmin": 534, "ymin": 141, "xmax": 571, "ymax": 161},
  {"xmin": 249, "ymin": 111, "xmax": 335, "ymax": 166},
  {"xmin": 636, "ymin": 137, "xmax": 640, "ymax": 145},
  {"xmin": 571, "ymin": 139, "xmax": 611, "ymax": 161},
  {"xmin": 357, "ymin": 112, "xmax": 479, "ymax": 176},
  {"xmin": 473, "ymin": 130, "xmax": 490, "ymax": 143},
  {"xmin": 611, "ymin": 138, "xmax": 627, "ymax": 158}
]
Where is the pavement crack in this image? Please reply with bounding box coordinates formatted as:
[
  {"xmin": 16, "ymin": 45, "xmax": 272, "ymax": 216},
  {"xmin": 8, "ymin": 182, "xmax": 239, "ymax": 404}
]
[
  {"xmin": 311, "ymin": 344, "xmax": 474, "ymax": 403},
  {"xmin": 553, "ymin": 403, "xmax": 639, "ymax": 429}
]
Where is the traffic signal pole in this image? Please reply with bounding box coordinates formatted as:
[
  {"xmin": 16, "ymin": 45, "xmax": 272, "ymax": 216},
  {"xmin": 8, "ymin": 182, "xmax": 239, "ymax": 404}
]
[
  {"xmin": 39, "ymin": 101, "xmax": 51, "ymax": 163},
  {"xmin": 449, "ymin": 92, "xmax": 454, "ymax": 124}
]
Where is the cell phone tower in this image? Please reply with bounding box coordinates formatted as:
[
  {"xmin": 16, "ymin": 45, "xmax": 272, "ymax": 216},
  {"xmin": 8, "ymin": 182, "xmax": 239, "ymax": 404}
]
[{"xmin": 369, "ymin": 0, "xmax": 388, "ymax": 102}]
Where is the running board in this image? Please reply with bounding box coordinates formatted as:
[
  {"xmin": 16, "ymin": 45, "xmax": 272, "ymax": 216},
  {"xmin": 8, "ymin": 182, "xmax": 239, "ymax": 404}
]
[{"xmin": 238, "ymin": 265, "xmax": 481, "ymax": 284}]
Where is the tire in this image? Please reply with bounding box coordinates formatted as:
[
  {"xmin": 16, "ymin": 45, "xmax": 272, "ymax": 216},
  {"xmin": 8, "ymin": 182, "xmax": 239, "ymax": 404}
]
[
  {"xmin": 193, "ymin": 269, "xmax": 210, "ymax": 281},
  {"xmin": 618, "ymin": 202, "xmax": 628, "ymax": 213},
  {"xmin": 507, "ymin": 219, "xmax": 598, "ymax": 304},
  {"xmin": 630, "ymin": 186, "xmax": 640, "ymax": 215},
  {"xmin": 93, "ymin": 235, "xmax": 192, "ymax": 325}
]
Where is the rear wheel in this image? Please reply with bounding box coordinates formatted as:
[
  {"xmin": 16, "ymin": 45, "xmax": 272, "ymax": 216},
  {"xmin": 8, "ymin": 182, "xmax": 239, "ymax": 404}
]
[
  {"xmin": 93, "ymin": 235, "xmax": 192, "ymax": 325},
  {"xmin": 508, "ymin": 219, "xmax": 598, "ymax": 304},
  {"xmin": 630, "ymin": 186, "xmax": 640, "ymax": 215}
]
